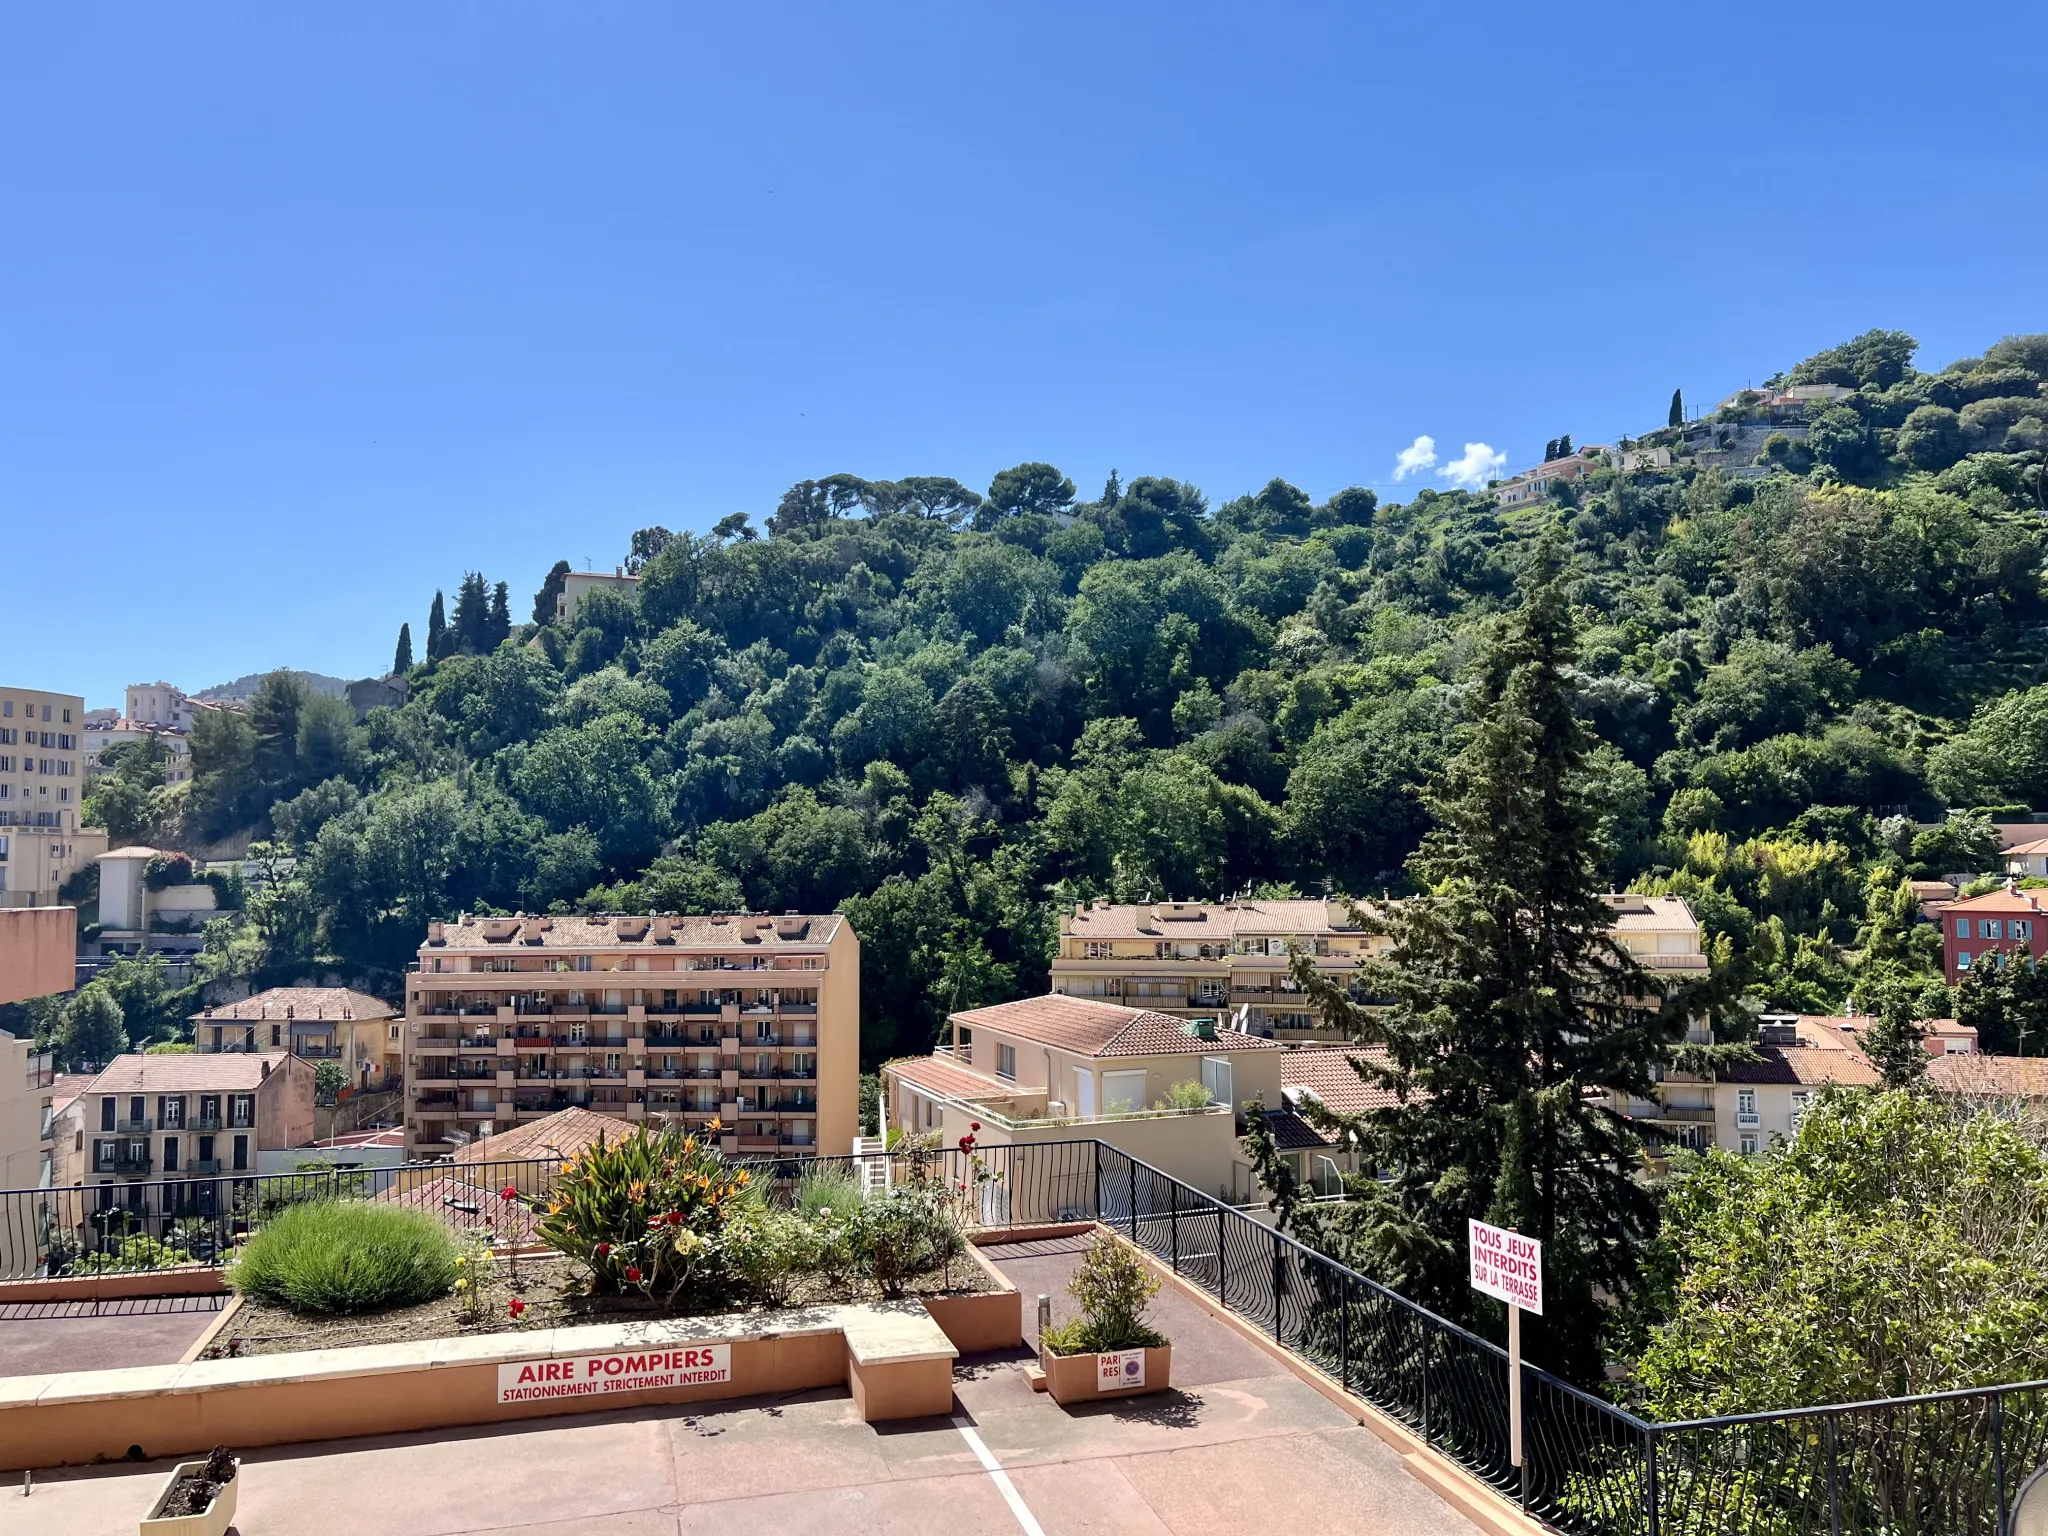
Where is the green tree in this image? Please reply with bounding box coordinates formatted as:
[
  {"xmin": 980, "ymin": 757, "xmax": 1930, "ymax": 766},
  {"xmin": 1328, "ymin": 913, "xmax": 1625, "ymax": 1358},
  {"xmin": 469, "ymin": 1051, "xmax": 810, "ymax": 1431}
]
[
  {"xmin": 1897, "ymin": 404, "xmax": 1965, "ymax": 472},
  {"xmin": 486, "ymin": 581, "xmax": 512, "ymax": 649},
  {"xmin": 1288, "ymin": 534, "xmax": 1701, "ymax": 1381},
  {"xmin": 1668, "ymin": 388, "xmax": 1684, "ymax": 428},
  {"xmin": 981, "ymin": 462, "xmax": 1076, "ymax": 524},
  {"xmin": 452, "ymin": 571, "xmax": 491, "ymax": 654},
  {"xmin": 313, "ymin": 1060, "xmax": 347, "ymax": 1105},
  {"xmin": 58, "ymin": 984, "xmax": 127, "ymax": 1070},
  {"xmin": 426, "ymin": 589, "xmax": 448, "ymax": 660},
  {"xmin": 532, "ymin": 559, "xmax": 571, "ymax": 625},
  {"xmin": 392, "ymin": 622, "xmax": 413, "ymax": 674},
  {"xmin": 1861, "ymin": 985, "xmax": 1929, "ymax": 1088}
]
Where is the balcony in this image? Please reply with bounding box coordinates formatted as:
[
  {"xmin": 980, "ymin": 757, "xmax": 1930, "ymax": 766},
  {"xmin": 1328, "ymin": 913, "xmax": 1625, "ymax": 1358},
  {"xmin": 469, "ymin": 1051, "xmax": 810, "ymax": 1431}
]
[
  {"xmin": 188, "ymin": 1158, "xmax": 222, "ymax": 1175},
  {"xmin": 112, "ymin": 1117, "xmax": 152, "ymax": 1136},
  {"xmin": 100, "ymin": 1150, "xmax": 152, "ymax": 1176},
  {"xmin": 1737, "ymin": 1112, "xmax": 1761, "ymax": 1128},
  {"xmin": 26, "ymin": 1051, "xmax": 54, "ymax": 1090},
  {"xmin": 192, "ymin": 1115, "xmax": 224, "ymax": 1133}
]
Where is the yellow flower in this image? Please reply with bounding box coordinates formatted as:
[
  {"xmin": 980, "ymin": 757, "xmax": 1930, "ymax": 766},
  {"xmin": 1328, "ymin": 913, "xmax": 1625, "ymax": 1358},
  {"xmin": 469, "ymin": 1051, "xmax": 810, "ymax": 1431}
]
[{"xmin": 734, "ymin": 1170, "xmax": 750, "ymax": 1186}]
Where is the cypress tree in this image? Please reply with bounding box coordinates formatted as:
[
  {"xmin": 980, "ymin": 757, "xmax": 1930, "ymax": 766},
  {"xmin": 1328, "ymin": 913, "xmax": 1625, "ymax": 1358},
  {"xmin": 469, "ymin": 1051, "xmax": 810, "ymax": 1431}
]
[
  {"xmin": 1544, "ymin": 438, "xmax": 1559, "ymax": 462},
  {"xmin": 486, "ymin": 582, "xmax": 512, "ymax": 650},
  {"xmin": 452, "ymin": 571, "xmax": 490, "ymax": 654},
  {"xmin": 533, "ymin": 560, "xmax": 571, "ymax": 626},
  {"xmin": 1290, "ymin": 530, "xmax": 1706, "ymax": 1382},
  {"xmin": 392, "ymin": 622, "xmax": 413, "ymax": 674},
  {"xmin": 1101, "ymin": 469, "xmax": 1122, "ymax": 505},
  {"xmin": 426, "ymin": 590, "xmax": 447, "ymax": 660},
  {"xmin": 1556, "ymin": 433, "xmax": 1572, "ymax": 457},
  {"xmin": 1668, "ymin": 388, "xmax": 1684, "ymax": 428}
]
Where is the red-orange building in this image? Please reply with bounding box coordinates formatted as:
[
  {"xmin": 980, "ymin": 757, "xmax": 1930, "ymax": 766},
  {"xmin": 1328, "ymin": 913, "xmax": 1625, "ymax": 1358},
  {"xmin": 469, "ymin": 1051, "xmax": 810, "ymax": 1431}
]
[{"xmin": 1941, "ymin": 883, "xmax": 2048, "ymax": 982}]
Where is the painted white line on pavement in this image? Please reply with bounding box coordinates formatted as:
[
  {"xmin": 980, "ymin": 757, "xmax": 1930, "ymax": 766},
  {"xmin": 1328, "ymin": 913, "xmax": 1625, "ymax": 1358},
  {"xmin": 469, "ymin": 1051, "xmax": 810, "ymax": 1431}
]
[{"xmin": 952, "ymin": 1412, "xmax": 1047, "ymax": 1536}]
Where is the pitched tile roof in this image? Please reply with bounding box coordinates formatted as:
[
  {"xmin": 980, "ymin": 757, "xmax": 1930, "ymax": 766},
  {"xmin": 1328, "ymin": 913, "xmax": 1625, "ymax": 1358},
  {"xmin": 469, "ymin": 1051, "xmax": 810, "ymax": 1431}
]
[
  {"xmin": 1928, "ymin": 1053, "xmax": 2048, "ymax": 1100},
  {"xmin": 50, "ymin": 1072, "xmax": 96, "ymax": 1114},
  {"xmin": 380, "ymin": 1173, "xmax": 542, "ymax": 1247},
  {"xmin": 950, "ymin": 994, "xmax": 1279, "ymax": 1057},
  {"xmin": 1280, "ymin": 1047, "xmax": 1402, "ymax": 1115},
  {"xmin": 883, "ymin": 1055, "xmax": 1013, "ymax": 1100},
  {"xmin": 452, "ymin": 1106, "xmax": 637, "ymax": 1165},
  {"xmin": 194, "ymin": 986, "xmax": 396, "ymax": 1023},
  {"xmin": 1720, "ymin": 1045, "xmax": 1879, "ymax": 1088},
  {"xmin": 1261, "ymin": 1108, "xmax": 1338, "ymax": 1151},
  {"xmin": 1941, "ymin": 886, "xmax": 2048, "ymax": 915},
  {"xmin": 87, "ymin": 1050, "xmax": 294, "ymax": 1094}
]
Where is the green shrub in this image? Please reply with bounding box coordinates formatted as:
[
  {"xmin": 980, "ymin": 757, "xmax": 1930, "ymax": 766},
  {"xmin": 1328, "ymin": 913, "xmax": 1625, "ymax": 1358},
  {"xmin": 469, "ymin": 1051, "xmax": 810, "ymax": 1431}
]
[
  {"xmin": 1156, "ymin": 1079, "xmax": 1215, "ymax": 1111},
  {"xmin": 794, "ymin": 1168, "xmax": 863, "ymax": 1221},
  {"xmin": 721, "ymin": 1204, "xmax": 826, "ymax": 1308},
  {"xmin": 1042, "ymin": 1230, "xmax": 1167, "ymax": 1355},
  {"xmin": 533, "ymin": 1123, "xmax": 754, "ymax": 1303},
  {"xmin": 229, "ymin": 1201, "xmax": 459, "ymax": 1314},
  {"xmin": 849, "ymin": 1185, "xmax": 964, "ymax": 1298}
]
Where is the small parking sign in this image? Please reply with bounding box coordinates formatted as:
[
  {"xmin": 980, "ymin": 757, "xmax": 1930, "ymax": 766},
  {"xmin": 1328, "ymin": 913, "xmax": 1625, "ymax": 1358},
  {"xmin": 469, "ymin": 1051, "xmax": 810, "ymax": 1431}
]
[{"xmin": 1096, "ymin": 1349, "xmax": 1146, "ymax": 1390}]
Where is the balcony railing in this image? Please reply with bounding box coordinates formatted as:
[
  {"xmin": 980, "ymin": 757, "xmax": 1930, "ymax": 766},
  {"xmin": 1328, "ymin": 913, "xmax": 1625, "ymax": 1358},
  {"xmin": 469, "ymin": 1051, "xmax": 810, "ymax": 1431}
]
[
  {"xmin": 112, "ymin": 1117, "xmax": 152, "ymax": 1135},
  {"xmin": 26, "ymin": 1051, "xmax": 54, "ymax": 1090}
]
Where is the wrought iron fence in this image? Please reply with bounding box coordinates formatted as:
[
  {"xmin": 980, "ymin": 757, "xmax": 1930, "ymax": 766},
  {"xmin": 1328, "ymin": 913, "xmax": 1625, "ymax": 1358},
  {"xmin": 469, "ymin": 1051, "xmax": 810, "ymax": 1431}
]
[{"xmin": 5, "ymin": 1135, "xmax": 2045, "ymax": 1532}]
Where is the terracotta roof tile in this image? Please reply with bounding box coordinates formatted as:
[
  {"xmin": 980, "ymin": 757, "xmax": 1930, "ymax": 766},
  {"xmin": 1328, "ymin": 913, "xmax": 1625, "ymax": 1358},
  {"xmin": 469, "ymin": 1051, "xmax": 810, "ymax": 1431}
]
[
  {"xmin": 882, "ymin": 1055, "xmax": 1012, "ymax": 1099},
  {"xmin": 1280, "ymin": 1047, "xmax": 1402, "ymax": 1115},
  {"xmin": 87, "ymin": 1051, "xmax": 294, "ymax": 1093},
  {"xmin": 950, "ymin": 994, "xmax": 1279, "ymax": 1057},
  {"xmin": 1942, "ymin": 887, "xmax": 2048, "ymax": 915},
  {"xmin": 452, "ymin": 1106, "xmax": 638, "ymax": 1165},
  {"xmin": 1262, "ymin": 1108, "xmax": 1337, "ymax": 1151},
  {"xmin": 426, "ymin": 912, "xmax": 843, "ymax": 951},
  {"xmin": 1928, "ymin": 1053, "xmax": 2048, "ymax": 1100},
  {"xmin": 195, "ymin": 987, "xmax": 396, "ymax": 1023},
  {"xmin": 1720, "ymin": 1045, "xmax": 1879, "ymax": 1088}
]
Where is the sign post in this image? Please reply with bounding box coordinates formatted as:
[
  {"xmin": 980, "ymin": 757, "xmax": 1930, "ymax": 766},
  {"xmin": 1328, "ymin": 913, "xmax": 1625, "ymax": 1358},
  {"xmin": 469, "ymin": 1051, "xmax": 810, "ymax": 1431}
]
[{"xmin": 1468, "ymin": 1218, "xmax": 1543, "ymax": 1475}]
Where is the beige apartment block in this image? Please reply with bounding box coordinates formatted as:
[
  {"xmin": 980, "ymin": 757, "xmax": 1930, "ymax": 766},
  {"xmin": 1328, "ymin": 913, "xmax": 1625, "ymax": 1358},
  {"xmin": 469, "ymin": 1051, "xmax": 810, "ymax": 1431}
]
[
  {"xmin": 0, "ymin": 687, "xmax": 108, "ymax": 909},
  {"xmin": 1051, "ymin": 897, "xmax": 1386, "ymax": 1040},
  {"xmin": 0, "ymin": 905, "xmax": 76, "ymax": 1005},
  {"xmin": 404, "ymin": 911, "xmax": 859, "ymax": 1161},
  {"xmin": 555, "ymin": 569, "xmax": 640, "ymax": 625},
  {"xmin": 1053, "ymin": 893, "xmax": 1707, "ymax": 1043},
  {"xmin": 194, "ymin": 986, "xmax": 401, "ymax": 1089}
]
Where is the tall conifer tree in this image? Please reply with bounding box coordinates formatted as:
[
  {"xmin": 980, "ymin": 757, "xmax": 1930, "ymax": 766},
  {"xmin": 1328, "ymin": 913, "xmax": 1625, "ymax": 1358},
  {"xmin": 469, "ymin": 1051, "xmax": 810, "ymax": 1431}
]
[
  {"xmin": 486, "ymin": 582, "xmax": 511, "ymax": 650},
  {"xmin": 426, "ymin": 590, "xmax": 447, "ymax": 660},
  {"xmin": 392, "ymin": 622, "xmax": 413, "ymax": 674}
]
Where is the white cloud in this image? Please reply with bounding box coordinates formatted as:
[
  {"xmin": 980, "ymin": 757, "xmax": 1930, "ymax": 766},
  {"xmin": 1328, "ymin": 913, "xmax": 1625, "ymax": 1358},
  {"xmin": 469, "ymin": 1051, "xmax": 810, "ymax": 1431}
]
[
  {"xmin": 1442, "ymin": 442, "xmax": 1507, "ymax": 489},
  {"xmin": 1391, "ymin": 434, "xmax": 1437, "ymax": 480}
]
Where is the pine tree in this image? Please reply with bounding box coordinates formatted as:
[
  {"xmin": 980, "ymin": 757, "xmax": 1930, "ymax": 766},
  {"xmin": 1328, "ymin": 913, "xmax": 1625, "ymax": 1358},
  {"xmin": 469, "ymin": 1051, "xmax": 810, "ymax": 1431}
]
[
  {"xmin": 486, "ymin": 582, "xmax": 512, "ymax": 650},
  {"xmin": 1101, "ymin": 469, "xmax": 1121, "ymax": 505},
  {"xmin": 1288, "ymin": 530, "xmax": 1700, "ymax": 1382},
  {"xmin": 426, "ymin": 590, "xmax": 448, "ymax": 661},
  {"xmin": 1556, "ymin": 433, "xmax": 1573, "ymax": 457},
  {"xmin": 1863, "ymin": 989, "xmax": 1930, "ymax": 1089},
  {"xmin": 392, "ymin": 622, "xmax": 413, "ymax": 674},
  {"xmin": 1668, "ymin": 389, "xmax": 1684, "ymax": 428}
]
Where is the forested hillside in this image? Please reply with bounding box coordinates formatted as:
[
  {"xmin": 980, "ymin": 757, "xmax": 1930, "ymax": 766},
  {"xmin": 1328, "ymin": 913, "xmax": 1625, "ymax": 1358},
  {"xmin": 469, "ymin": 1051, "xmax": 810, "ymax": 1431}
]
[{"xmin": 85, "ymin": 328, "xmax": 2048, "ymax": 1063}]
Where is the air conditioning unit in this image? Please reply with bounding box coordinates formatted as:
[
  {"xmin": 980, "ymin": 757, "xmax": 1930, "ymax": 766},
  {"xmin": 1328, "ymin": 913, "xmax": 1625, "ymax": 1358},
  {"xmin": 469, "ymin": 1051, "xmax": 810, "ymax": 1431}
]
[{"xmin": 1047, "ymin": 1101, "xmax": 1067, "ymax": 1117}]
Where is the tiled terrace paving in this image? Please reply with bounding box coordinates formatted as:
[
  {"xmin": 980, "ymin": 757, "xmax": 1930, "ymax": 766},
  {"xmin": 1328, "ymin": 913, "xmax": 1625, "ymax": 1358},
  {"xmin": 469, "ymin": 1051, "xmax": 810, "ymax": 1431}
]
[{"xmin": 6, "ymin": 1237, "xmax": 1481, "ymax": 1535}]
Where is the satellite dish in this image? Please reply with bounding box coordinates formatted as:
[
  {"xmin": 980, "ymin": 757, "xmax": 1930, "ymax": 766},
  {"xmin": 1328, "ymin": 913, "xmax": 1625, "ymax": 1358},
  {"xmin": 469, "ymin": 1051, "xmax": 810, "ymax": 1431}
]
[{"xmin": 2015, "ymin": 1464, "xmax": 2048, "ymax": 1536}]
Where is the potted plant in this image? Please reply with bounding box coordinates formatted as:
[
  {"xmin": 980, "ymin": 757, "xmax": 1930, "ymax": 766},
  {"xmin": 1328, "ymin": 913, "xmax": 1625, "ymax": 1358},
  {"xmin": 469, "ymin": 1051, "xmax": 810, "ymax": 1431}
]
[
  {"xmin": 140, "ymin": 1444, "xmax": 237, "ymax": 1536},
  {"xmin": 1038, "ymin": 1230, "xmax": 1171, "ymax": 1404}
]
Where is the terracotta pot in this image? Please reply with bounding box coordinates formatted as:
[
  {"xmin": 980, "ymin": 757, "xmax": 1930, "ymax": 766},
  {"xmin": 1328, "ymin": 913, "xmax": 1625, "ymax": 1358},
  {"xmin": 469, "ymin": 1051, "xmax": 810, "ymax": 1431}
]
[
  {"xmin": 1043, "ymin": 1344, "xmax": 1171, "ymax": 1404},
  {"xmin": 140, "ymin": 1459, "xmax": 237, "ymax": 1536}
]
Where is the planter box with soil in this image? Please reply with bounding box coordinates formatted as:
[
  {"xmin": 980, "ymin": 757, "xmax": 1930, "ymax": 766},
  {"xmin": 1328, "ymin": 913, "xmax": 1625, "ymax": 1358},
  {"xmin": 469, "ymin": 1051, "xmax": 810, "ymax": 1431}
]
[
  {"xmin": 1043, "ymin": 1344, "xmax": 1172, "ymax": 1404},
  {"xmin": 140, "ymin": 1446, "xmax": 237, "ymax": 1536}
]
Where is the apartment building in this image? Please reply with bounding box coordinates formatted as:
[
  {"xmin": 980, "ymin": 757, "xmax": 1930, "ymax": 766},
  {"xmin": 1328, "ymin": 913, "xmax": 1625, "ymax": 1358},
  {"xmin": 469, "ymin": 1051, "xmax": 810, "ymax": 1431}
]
[
  {"xmin": 125, "ymin": 682, "xmax": 199, "ymax": 731},
  {"xmin": 883, "ymin": 993, "xmax": 1283, "ymax": 1201},
  {"xmin": 555, "ymin": 569, "xmax": 640, "ymax": 625},
  {"xmin": 1052, "ymin": 893, "xmax": 1705, "ymax": 1041},
  {"xmin": 81, "ymin": 718, "xmax": 192, "ymax": 786},
  {"xmin": 0, "ymin": 1034, "xmax": 57, "ymax": 1275},
  {"xmin": 0, "ymin": 687, "xmax": 108, "ymax": 908},
  {"xmin": 403, "ymin": 911, "xmax": 859, "ymax": 1161},
  {"xmin": 194, "ymin": 986, "xmax": 400, "ymax": 1088},
  {"xmin": 1941, "ymin": 882, "xmax": 2048, "ymax": 982},
  {"xmin": 1493, "ymin": 448, "xmax": 1603, "ymax": 508},
  {"xmin": 1051, "ymin": 897, "xmax": 1384, "ymax": 1039},
  {"xmin": 71, "ymin": 1051, "xmax": 314, "ymax": 1248}
]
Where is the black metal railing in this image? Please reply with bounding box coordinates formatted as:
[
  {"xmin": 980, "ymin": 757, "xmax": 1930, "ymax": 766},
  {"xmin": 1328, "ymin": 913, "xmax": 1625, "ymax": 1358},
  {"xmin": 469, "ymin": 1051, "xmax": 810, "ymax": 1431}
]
[{"xmin": 4, "ymin": 1137, "xmax": 2041, "ymax": 1531}]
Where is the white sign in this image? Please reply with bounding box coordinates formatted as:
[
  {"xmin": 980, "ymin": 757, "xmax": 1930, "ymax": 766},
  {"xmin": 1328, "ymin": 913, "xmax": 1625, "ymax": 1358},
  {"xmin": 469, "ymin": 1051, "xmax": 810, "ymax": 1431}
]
[
  {"xmin": 1096, "ymin": 1349, "xmax": 1146, "ymax": 1391},
  {"xmin": 496, "ymin": 1344, "xmax": 732, "ymax": 1405},
  {"xmin": 1468, "ymin": 1218, "xmax": 1543, "ymax": 1316}
]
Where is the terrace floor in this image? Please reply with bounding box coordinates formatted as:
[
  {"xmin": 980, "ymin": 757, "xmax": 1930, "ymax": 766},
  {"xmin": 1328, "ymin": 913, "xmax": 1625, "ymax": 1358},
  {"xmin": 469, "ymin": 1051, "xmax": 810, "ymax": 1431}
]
[
  {"xmin": 0, "ymin": 1293, "xmax": 224, "ymax": 1376},
  {"xmin": 7, "ymin": 1237, "xmax": 1479, "ymax": 1535}
]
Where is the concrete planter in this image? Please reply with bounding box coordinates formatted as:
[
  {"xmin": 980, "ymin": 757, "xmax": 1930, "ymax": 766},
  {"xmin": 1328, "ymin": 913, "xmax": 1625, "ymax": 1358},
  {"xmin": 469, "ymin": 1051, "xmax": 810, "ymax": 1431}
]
[
  {"xmin": 1043, "ymin": 1344, "xmax": 1171, "ymax": 1405},
  {"xmin": 140, "ymin": 1459, "xmax": 237, "ymax": 1536}
]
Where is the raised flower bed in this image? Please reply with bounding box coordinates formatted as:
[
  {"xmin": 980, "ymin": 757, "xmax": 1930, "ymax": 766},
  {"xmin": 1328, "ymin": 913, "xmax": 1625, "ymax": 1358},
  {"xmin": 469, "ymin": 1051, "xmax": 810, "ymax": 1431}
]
[{"xmin": 1033, "ymin": 1229, "xmax": 1173, "ymax": 1406}]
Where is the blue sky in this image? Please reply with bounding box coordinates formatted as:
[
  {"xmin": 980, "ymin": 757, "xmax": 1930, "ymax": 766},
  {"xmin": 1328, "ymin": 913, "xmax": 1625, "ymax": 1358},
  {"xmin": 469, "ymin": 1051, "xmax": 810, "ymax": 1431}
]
[{"xmin": 5, "ymin": 4, "xmax": 2044, "ymax": 708}]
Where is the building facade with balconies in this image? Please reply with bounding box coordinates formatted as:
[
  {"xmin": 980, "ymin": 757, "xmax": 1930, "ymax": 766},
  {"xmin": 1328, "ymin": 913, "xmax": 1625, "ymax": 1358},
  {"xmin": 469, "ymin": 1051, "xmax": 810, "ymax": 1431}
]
[
  {"xmin": 71, "ymin": 1050, "xmax": 313, "ymax": 1256},
  {"xmin": 403, "ymin": 911, "xmax": 859, "ymax": 1161},
  {"xmin": 0, "ymin": 686, "xmax": 108, "ymax": 908},
  {"xmin": 193, "ymin": 986, "xmax": 400, "ymax": 1088}
]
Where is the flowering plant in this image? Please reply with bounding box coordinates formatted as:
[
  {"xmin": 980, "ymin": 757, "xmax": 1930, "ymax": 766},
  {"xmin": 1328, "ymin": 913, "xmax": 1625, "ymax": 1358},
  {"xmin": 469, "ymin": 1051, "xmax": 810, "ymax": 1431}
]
[{"xmin": 533, "ymin": 1125, "xmax": 753, "ymax": 1305}]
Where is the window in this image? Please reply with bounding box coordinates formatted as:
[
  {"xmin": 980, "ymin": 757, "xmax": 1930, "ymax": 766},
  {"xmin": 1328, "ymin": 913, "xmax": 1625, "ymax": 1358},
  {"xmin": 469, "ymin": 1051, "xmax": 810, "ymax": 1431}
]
[
  {"xmin": 159, "ymin": 1096, "xmax": 184, "ymax": 1129},
  {"xmin": 996, "ymin": 1043, "xmax": 1017, "ymax": 1081},
  {"xmin": 270, "ymin": 1023, "xmax": 282, "ymax": 1047},
  {"xmin": 1200, "ymin": 1057, "xmax": 1233, "ymax": 1107},
  {"xmin": 99, "ymin": 1097, "xmax": 115, "ymax": 1131},
  {"xmin": 1736, "ymin": 1088, "xmax": 1758, "ymax": 1126},
  {"xmin": 232, "ymin": 1134, "xmax": 249, "ymax": 1171},
  {"xmin": 1102, "ymin": 1070, "xmax": 1149, "ymax": 1113},
  {"xmin": 1738, "ymin": 1132, "xmax": 1758, "ymax": 1155},
  {"xmin": 1958, "ymin": 952, "xmax": 1973, "ymax": 970},
  {"xmin": 229, "ymin": 1094, "xmax": 255, "ymax": 1128},
  {"xmin": 1957, "ymin": 919, "xmax": 1970, "ymax": 938},
  {"xmin": 2017, "ymin": 921, "xmax": 2034, "ymax": 940},
  {"xmin": 162, "ymin": 1136, "xmax": 178, "ymax": 1172},
  {"xmin": 1083, "ymin": 941, "xmax": 1112, "ymax": 959},
  {"xmin": 1790, "ymin": 1090, "xmax": 1812, "ymax": 1126},
  {"xmin": 1985, "ymin": 920, "xmax": 2004, "ymax": 940}
]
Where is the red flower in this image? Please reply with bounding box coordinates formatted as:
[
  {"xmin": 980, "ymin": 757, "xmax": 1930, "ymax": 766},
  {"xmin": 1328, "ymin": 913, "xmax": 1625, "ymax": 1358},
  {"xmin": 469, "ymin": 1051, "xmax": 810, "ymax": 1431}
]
[
  {"xmin": 508, "ymin": 1297, "xmax": 527, "ymax": 1318},
  {"xmin": 625, "ymin": 1266, "xmax": 643, "ymax": 1285},
  {"xmin": 665, "ymin": 1210, "xmax": 683, "ymax": 1226},
  {"xmin": 969, "ymin": 1121, "xmax": 981, "ymax": 1132},
  {"xmin": 595, "ymin": 1242, "xmax": 612, "ymax": 1258},
  {"xmin": 500, "ymin": 1185, "xmax": 518, "ymax": 1202}
]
